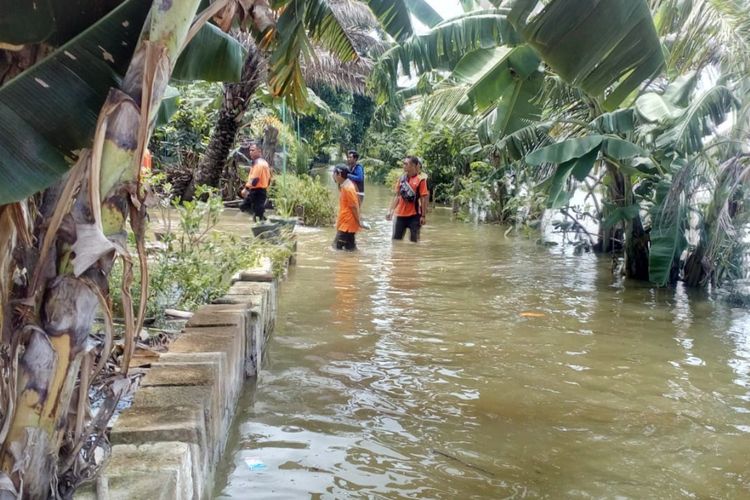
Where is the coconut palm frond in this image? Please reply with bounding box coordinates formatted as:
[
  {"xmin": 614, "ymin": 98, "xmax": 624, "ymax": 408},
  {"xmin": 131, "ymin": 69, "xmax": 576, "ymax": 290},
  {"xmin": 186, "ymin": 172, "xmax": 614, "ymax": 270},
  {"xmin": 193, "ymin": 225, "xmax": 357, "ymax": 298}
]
[
  {"xmin": 654, "ymin": 0, "xmax": 750, "ymax": 74},
  {"xmin": 494, "ymin": 122, "xmax": 554, "ymax": 164},
  {"xmin": 303, "ymin": 49, "xmax": 373, "ymax": 94},
  {"xmin": 419, "ymin": 82, "xmax": 476, "ymax": 127},
  {"xmin": 655, "ymin": 84, "xmax": 740, "ymax": 154},
  {"xmin": 539, "ymin": 74, "xmax": 597, "ymax": 126},
  {"xmin": 329, "ymin": 0, "xmax": 379, "ymax": 29},
  {"xmin": 305, "ymin": 0, "xmax": 360, "ymax": 63}
]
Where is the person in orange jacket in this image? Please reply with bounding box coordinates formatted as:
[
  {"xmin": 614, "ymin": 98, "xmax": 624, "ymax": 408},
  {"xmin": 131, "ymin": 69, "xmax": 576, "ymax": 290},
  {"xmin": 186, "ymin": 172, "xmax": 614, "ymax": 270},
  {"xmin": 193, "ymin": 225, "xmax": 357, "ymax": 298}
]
[
  {"xmin": 386, "ymin": 156, "xmax": 429, "ymax": 242},
  {"xmin": 240, "ymin": 142, "xmax": 271, "ymax": 222},
  {"xmin": 332, "ymin": 165, "xmax": 363, "ymax": 250}
]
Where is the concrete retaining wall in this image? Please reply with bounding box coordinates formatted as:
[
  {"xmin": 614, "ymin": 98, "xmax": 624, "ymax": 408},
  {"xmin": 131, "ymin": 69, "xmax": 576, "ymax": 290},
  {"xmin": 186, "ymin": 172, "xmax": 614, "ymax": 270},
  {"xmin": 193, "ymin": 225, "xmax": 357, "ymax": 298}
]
[{"xmin": 76, "ymin": 263, "xmax": 285, "ymax": 500}]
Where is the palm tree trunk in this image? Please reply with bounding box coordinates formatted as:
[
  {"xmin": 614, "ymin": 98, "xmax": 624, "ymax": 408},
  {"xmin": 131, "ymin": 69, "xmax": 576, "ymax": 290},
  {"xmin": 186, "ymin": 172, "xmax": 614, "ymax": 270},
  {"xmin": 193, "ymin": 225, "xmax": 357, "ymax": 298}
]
[{"xmin": 193, "ymin": 39, "xmax": 264, "ymax": 192}]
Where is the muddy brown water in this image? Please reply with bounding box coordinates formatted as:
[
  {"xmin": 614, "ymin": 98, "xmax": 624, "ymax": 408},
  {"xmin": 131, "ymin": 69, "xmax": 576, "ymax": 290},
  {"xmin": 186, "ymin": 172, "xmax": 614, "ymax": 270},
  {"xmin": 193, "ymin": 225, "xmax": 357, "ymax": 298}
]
[{"xmin": 212, "ymin": 179, "xmax": 750, "ymax": 499}]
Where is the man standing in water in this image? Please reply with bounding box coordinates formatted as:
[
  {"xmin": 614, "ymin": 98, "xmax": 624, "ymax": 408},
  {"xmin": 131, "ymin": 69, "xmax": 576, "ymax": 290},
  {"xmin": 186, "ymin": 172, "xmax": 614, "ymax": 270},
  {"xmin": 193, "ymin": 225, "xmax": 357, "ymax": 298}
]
[
  {"xmin": 346, "ymin": 149, "xmax": 365, "ymax": 205},
  {"xmin": 386, "ymin": 156, "xmax": 429, "ymax": 242},
  {"xmin": 240, "ymin": 142, "xmax": 271, "ymax": 222},
  {"xmin": 332, "ymin": 165, "xmax": 363, "ymax": 250}
]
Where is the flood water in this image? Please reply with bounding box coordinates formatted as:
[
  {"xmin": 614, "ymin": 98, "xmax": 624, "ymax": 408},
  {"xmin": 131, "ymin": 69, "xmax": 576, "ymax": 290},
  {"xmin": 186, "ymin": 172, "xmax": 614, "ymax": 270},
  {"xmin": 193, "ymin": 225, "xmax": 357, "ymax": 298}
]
[{"xmin": 214, "ymin": 179, "xmax": 750, "ymax": 499}]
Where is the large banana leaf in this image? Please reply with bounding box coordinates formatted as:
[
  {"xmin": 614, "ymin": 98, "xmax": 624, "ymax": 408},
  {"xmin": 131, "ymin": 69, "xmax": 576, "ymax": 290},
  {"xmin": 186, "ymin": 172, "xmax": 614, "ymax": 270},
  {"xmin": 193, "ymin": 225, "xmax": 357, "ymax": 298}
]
[
  {"xmin": 0, "ymin": 0, "xmax": 249, "ymax": 205},
  {"xmin": 0, "ymin": 0, "xmax": 151, "ymax": 205},
  {"xmin": 475, "ymin": 69, "xmax": 544, "ymax": 145},
  {"xmin": 0, "ymin": 0, "xmax": 123, "ymax": 45},
  {"xmin": 377, "ymin": 10, "xmax": 520, "ymax": 81},
  {"xmin": 405, "ymin": 0, "xmax": 443, "ymax": 28},
  {"xmin": 649, "ymin": 173, "xmax": 688, "ymax": 286},
  {"xmin": 173, "ymin": 23, "xmax": 247, "ymax": 82},
  {"xmin": 365, "ymin": 0, "xmax": 414, "ymax": 41},
  {"xmin": 507, "ymin": 0, "xmax": 664, "ymax": 109},
  {"xmin": 526, "ymin": 136, "xmax": 648, "ymax": 165},
  {"xmin": 452, "ymin": 45, "xmax": 541, "ymax": 114}
]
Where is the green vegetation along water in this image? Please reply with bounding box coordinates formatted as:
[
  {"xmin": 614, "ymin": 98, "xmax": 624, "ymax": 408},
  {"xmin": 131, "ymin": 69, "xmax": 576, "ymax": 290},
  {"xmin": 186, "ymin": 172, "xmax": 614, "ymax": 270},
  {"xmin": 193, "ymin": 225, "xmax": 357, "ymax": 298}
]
[{"xmin": 214, "ymin": 182, "xmax": 750, "ymax": 498}]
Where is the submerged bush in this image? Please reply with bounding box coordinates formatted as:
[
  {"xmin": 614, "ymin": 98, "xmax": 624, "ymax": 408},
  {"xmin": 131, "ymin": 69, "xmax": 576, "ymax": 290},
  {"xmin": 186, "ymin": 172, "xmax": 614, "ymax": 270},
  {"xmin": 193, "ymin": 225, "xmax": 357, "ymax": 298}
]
[{"xmin": 270, "ymin": 173, "xmax": 335, "ymax": 226}]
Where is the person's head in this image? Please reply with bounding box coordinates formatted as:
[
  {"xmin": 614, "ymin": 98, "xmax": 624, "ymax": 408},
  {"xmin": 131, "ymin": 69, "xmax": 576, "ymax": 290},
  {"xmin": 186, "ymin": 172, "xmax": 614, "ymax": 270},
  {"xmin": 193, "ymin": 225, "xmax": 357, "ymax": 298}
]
[
  {"xmin": 332, "ymin": 164, "xmax": 349, "ymax": 185},
  {"xmin": 247, "ymin": 141, "xmax": 261, "ymax": 160},
  {"xmin": 403, "ymin": 155, "xmax": 420, "ymax": 177},
  {"xmin": 346, "ymin": 150, "xmax": 359, "ymax": 167}
]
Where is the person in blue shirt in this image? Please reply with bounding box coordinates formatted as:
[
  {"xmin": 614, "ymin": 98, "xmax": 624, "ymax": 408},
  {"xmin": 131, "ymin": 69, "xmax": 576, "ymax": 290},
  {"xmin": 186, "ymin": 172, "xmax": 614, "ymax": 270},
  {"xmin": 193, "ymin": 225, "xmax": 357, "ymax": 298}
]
[{"xmin": 346, "ymin": 149, "xmax": 365, "ymax": 205}]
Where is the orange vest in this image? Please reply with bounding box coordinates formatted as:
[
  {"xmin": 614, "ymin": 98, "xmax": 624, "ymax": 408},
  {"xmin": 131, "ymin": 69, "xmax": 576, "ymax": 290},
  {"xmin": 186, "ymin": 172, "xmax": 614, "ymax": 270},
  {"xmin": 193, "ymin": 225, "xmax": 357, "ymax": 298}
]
[
  {"xmin": 393, "ymin": 174, "xmax": 428, "ymax": 217},
  {"xmin": 337, "ymin": 180, "xmax": 360, "ymax": 233},
  {"xmin": 246, "ymin": 158, "xmax": 271, "ymax": 189}
]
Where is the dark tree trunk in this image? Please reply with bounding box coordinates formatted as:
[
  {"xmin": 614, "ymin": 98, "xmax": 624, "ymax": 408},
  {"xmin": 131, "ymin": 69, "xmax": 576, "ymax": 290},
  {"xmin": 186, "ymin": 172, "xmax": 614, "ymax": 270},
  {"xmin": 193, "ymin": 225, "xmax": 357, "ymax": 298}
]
[
  {"xmin": 192, "ymin": 39, "xmax": 264, "ymax": 192},
  {"xmin": 262, "ymin": 124, "xmax": 279, "ymax": 170},
  {"xmin": 605, "ymin": 162, "xmax": 650, "ymax": 280}
]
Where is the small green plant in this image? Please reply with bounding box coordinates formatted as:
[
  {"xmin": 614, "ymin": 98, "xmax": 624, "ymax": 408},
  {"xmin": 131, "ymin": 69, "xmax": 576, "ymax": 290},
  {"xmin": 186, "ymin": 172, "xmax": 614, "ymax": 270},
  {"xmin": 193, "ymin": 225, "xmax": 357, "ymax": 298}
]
[{"xmin": 109, "ymin": 184, "xmax": 294, "ymax": 319}]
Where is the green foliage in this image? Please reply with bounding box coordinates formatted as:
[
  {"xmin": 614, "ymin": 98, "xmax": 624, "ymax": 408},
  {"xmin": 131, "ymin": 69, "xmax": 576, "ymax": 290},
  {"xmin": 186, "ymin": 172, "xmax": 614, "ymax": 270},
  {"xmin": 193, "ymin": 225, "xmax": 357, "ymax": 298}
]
[
  {"xmin": 150, "ymin": 82, "xmax": 223, "ymax": 168},
  {"xmin": 270, "ymin": 173, "xmax": 335, "ymax": 226},
  {"xmin": 109, "ymin": 183, "xmax": 294, "ymax": 317}
]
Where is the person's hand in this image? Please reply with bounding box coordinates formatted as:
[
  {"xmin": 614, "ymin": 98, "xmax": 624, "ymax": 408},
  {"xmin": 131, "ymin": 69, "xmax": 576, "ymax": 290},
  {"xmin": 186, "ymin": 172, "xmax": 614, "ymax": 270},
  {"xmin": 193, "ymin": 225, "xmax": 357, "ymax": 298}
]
[
  {"xmin": 385, "ymin": 211, "xmax": 393, "ymax": 221},
  {"xmin": 240, "ymin": 188, "xmax": 248, "ymax": 198},
  {"xmin": 420, "ymin": 215, "xmax": 426, "ymax": 226},
  {"xmin": 360, "ymin": 221, "xmax": 371, "ymax": 230}
]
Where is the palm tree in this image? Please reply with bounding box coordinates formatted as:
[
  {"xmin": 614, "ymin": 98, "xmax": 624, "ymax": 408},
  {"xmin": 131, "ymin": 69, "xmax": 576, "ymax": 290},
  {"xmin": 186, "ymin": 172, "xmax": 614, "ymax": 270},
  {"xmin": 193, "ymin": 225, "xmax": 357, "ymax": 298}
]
[{"xmin": 191, "ymin": 0, "xmax": 406, "ymax": 197}]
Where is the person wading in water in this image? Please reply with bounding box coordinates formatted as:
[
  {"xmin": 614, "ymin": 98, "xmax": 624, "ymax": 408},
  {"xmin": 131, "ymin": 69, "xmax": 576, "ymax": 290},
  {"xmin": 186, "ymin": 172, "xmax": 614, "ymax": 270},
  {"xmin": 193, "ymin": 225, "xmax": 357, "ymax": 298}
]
[
  {"xmin": 346, "ymin": 149, "xmax": 365, "ymax": 206},
  {"xmin": 332, "ymin": 165, "xmax": 363, "ymax": 250},
  {"xmin": 386, "ymin": 156, "xmax": 429, "ymax": 242},
  {"xmin": 240, "ymin": 142, "xmax": 271, "ymax": 222}
]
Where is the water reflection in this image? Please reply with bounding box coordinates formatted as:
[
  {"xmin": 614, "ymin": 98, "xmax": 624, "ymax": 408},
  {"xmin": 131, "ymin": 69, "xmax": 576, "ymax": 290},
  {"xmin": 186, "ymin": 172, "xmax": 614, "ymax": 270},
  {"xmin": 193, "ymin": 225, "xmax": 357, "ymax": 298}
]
[{"xmin": 216, "ymin": 182, "xmax": 750, "ymax": 499}]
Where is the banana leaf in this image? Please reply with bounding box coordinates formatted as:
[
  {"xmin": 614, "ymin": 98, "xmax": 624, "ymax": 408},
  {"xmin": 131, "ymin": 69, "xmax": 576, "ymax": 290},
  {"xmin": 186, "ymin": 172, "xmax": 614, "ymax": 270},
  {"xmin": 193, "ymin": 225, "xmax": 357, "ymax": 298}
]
[
  {"xmin": 365, "ymin": 0, "xmax": 414, "ymax": 41},
  {"xmin": 525, "ymin": 136, "xmax": 604, "ymax": 165},
  {"xmin": 590, "ymin": 109, "xmax": 635, "ymax": 134},
  {"xmin": 155, "ymin": 86, "xmax": 180, "ymax": 126},
  {"xmin": 406, "ymin": 0, "xmax": 443, "ymax": 28},
  {"xmin": 453, "ymin": 45, "xmax": 540, "ymax": 113},
  {"xmin": 507, "ymin": 0, "xmax": 664, "ymax": 109},
  {"xmin": 649, "ymin": 178, "xmax": 687, "ymax": 286},
  {"xmin": 0, "ymin": 0, "xmax": 151, "ymax": 205},
  {"xmin": 0, "ymin": 0, "xmax": 248, "ymax": 204},
  {"xmin": 173, "ymin": 23, "xmax": 247, "ymax": 82},
  {"xmin": 0, "ymin": 0, "xmax": 124, "ymax": 45}
]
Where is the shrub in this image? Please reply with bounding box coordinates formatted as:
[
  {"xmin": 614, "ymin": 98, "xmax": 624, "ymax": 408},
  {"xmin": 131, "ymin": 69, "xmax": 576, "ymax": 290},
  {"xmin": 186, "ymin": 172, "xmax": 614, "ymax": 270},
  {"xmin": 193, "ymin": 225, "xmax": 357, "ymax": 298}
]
[
  {"xmin": 109, "ymin": 185, "xmax": 294, "ymax": 318},
  {"xmin": 270, "ymin": 173, "xmax": 335, "ymax": 226}
]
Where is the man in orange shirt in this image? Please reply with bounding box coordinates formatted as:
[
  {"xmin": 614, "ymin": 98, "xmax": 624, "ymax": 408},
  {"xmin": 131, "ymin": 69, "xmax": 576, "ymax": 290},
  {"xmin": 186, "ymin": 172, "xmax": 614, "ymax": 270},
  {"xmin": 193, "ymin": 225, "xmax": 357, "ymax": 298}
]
[
  {"xmin": 332, "ymin": 165, "xmax": 362, "ymax": 250},
  {"xmin": 240, "ymin": 142, "xmax": 271, "ymax": 222},
  {"xmin": 386, "ymin": 156, "xmax": 429, "ymax": 242}
]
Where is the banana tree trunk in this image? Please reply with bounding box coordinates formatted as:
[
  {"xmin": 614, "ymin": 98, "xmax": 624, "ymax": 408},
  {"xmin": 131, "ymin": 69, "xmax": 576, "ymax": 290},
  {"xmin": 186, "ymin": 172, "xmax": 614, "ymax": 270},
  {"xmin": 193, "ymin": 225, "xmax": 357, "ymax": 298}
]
[
  {"xmin": 605, "ymin": 162, "xmax": 649, "ymax": 280},
  {"xmin": 193, "ymin": 40, "xmax": 264, "ymax": 192},
  {"xmin": 0, "ymin": 1, "xmax": 202, "ymax": 496}
]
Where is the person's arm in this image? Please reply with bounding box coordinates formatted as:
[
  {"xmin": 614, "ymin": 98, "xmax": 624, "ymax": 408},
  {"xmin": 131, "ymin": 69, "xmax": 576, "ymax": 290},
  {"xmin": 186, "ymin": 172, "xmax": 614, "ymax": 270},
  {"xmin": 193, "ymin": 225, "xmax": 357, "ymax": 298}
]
[
  {"xmin": 418, "ymin": 179, "xmax": 429, "ymax": 224},
  {"xmin": 419, "ymin": 194, "xmax": 429, "ymax": 225},
  {"xmin": 348, "ymin": 164, "xmax": 364, "ymax": 184},
  {"xmin": 351, "ymin": 197, "xmax": 362, "ymax": 226},
  {"xmin": 386, "ymin": 194, "xmax": 399, "ymax": 221}
]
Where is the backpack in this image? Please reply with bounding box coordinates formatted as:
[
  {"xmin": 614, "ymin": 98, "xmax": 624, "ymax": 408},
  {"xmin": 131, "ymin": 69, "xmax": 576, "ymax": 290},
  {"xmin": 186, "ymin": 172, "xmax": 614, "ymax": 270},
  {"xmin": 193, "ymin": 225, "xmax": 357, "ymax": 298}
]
[
  {"xmin": 398, "ymin": 175, "xmax": 425, "ymax": 213},
  {"xmin": 398, "ymin": 175, "xmax": 418, "ymax": 202}
]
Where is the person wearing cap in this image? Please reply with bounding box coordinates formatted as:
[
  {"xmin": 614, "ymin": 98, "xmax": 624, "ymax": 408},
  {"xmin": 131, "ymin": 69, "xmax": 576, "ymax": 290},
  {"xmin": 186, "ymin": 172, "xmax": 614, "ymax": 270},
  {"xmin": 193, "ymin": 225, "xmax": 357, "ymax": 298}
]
[
  {"xmin": 386, "ymin": 155, "xmax": 429, "ymax": 242},
  {"xmin": 332, "ymin": 165, "xmax": 362, "ymax": 250},
  {"xmin": 346, "ymin": 149, "xmax": 365, "ymax": 205},
  {"xmin": 240, "ymin": 142, "xmax": 271, "ymax": 222}
]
